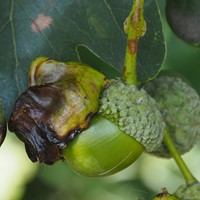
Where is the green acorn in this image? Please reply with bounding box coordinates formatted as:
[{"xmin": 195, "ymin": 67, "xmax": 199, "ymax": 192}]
[
  {"xmin": 98, "ymin": 80, "xmax": 165, "ymax": 152},
  {"xmin": 63, "ymin": 80, "xmax": 165, "ymax": 177},
  {"xmin": 64, "ymin": 115, "xmax": 145, "ymax": 177},
  {"xmin": 144, "ymin": 71, "xmax": 200, "ymax": 157},
  {"xmin": 9, "ymin": 57, "xmax": 165, "ymax": 177},
  {"xmin": 153, "ymin": 188, "xmax": 180, "ymax": 200},
  {"xmin": 174, "ymin": 181, "xmax": 200, "ymax": 200}
]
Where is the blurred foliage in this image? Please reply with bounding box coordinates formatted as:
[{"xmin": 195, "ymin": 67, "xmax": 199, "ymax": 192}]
[
  {"xmin": 0, "ymin": 133, "xmax": 38, "ymax": 200},
  {"xmin": 166, "ymin": 0, "xmax": 200, "ymax": 47},
  {"xmin": 1, "ymin": 1, "xmax": 200, "ymax": 200},
  {"xmin": 22, "ymin": 162, "xmax": 155, "ymax": 200},
  {"xmin": 158, "ymin": 1, "xmax": 200, "ymax": 93}
]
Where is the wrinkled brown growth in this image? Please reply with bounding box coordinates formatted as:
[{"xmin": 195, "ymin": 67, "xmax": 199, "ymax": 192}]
[
  {"xmin": 9, "ymin": 59, "xmax": 106, "ymax": 165},
  {"xmin": 8, "ymin": 84, "xmax": 67, "ymax": 164}
]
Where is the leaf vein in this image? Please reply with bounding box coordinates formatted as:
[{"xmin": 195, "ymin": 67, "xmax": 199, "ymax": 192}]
[
  {"xmin": 10, "ymin": 0, "xmax": 21, "ymax": 94},
  {"xmin": 0, "ymin": 20, "xmax": 10, "ymax": 33},
  {"xmin": 103, "ymin": 0, "xmax": 125, "ymax": 35},
  {"xmin": 54, "ymin": 6, "xmax": 91, "ymax": 41}
]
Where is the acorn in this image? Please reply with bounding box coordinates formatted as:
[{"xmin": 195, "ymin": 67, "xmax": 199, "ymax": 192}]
[
  {"xmin": 144, "ymin": 71, "xmax": 200, "ymax": 157},
  {"xmin": 0, "ymin": 101, "xmax": 6, "ymax": 147},
  {"xmin": 153, "ymin": 188, "xmax": 180, "ymax": 200},
  {"xmin": 174, "ymin": 181, "xmax": 200, "ymax": 200},
  {"xmin": 63, "ymin": 115, "xmax": 145, "ymax": 177},
  {"xmin": 9, "ymin": 57, "xmax": 165, "ymax": 176},
  {"xmin": 63, "ymin": 80, "xmax": 165, "ymax": 177}
]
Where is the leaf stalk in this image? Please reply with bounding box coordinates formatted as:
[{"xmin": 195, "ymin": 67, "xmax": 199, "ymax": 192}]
[
  {"xmin": 163, "ymin": 127, "xmax": 197, "ymax": 185},
  {"xmin": 122, "ymin": 0, "xmax": 146, "ymax": 86}
]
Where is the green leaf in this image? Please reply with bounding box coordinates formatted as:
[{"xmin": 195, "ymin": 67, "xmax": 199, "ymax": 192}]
[
  {"xmin": 0, "ymin": 0, "xmax": 165, "ymax": 118},
  {"xmin": 166, "ymin": 0, "xmax": 200, "ymax": 47},
  {"xmin": 76, "ymin": 45, "xmax": 121, "ymax": 79}
]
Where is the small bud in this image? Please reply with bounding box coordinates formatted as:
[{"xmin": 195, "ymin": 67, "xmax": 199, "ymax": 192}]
[{"xmin": 153, "ymin": 188, "xmax": 180, "ymax": 200}]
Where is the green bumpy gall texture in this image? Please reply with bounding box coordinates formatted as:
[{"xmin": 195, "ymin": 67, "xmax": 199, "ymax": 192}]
[
  {"xmin": 144, "ymin": 75, "xmax": 200, "ymax": 157},
  {"xmin": 174, "ymin": 181, "xmax": 200, "ymax": 200},
  {"xmin": 98, "ymin": 80, "xmax": 165, "ymax": 152}
]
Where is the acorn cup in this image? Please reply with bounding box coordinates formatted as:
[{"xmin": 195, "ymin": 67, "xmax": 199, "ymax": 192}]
[
  {"xmin": 144, "ymin": 71, "xmax": 200, "ymax": 157},
  {"xmin": 174, "ymin": 181, "xmax": 200, "ymax": 200},
  {"xmin": 8, "ymin": 57, "xmax": 165, "ymax": 177}
]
